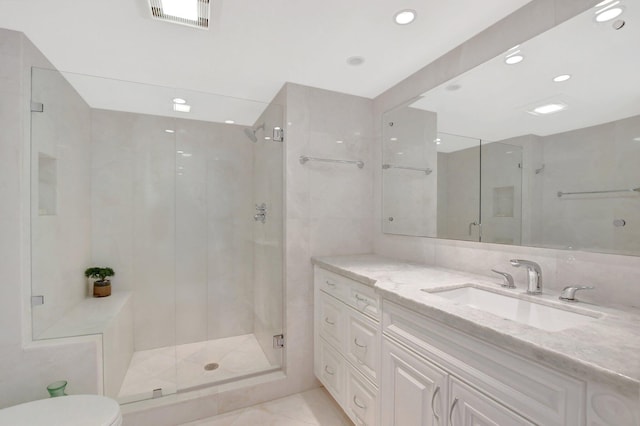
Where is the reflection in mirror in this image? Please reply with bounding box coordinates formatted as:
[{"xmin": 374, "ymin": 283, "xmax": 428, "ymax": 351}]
[{"xmin": 382, "ymin": 1, "xmax": 640, "ymax": 256}]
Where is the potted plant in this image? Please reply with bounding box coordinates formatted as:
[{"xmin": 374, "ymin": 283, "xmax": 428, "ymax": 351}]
[{"xmin": 84, "ymin": 267, "xmax": 115, "ymax": 297}]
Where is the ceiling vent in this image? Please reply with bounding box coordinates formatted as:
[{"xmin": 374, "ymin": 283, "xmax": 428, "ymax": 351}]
[{"xmin": 149, "ymin": 0, "xmax": 210, "ymax": 29}]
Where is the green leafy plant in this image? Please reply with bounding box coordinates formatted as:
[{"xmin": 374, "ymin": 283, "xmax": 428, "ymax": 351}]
[{"xmin": 84, "ymin": 267, "xmax": 115, "ymax": 284}]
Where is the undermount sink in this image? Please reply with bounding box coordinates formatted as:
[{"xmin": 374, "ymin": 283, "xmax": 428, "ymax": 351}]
[{"xmin": 423, "ymin": 285, "xmax": 600, "ymax": 332}]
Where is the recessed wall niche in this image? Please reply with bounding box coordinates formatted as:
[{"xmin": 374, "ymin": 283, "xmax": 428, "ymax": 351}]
[{"xmin": 38, "ymin": 152, "xmax": 57, "ymax": 215}]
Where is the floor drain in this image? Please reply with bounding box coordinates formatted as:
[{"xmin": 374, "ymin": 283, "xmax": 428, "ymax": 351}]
[{"xmin": 204, "ymin": 363, "xmax": 219, "ymax": 371}]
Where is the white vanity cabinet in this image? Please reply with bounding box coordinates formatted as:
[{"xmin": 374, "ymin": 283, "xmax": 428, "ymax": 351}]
[
  {"xmin": 382, "ymin": 300, "xmax": 585, "ymax": 426},
  {"xmin": 314, "ymin": 267, "xmax": 381, "ymax": 426}
]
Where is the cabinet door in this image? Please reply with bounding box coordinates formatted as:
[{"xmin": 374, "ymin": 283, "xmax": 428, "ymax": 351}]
[
  {"xmin": 382, "ymin": 338, "xmax": 447, "ymax": 426},
  {"xmin": 448, "ymin": 377, "xmax": 534, "ymax": 426}
]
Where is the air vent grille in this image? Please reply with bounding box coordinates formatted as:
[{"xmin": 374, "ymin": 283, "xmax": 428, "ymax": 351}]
[{"xmin": 149, "ymin": 0, "xmax": 210, "ymax": 30}]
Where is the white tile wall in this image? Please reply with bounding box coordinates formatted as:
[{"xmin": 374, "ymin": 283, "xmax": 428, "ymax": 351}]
[{"xmin": 0, "ymin": 28, "xmax": 101, "ymax": 409}]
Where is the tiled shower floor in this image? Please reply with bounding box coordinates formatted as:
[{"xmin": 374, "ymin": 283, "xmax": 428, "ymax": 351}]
[{"xmin": 118, "ymin": 334, "xmax": 275, "ymax": 402}]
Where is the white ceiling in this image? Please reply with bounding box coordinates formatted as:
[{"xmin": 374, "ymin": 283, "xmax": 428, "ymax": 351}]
[
  {"xmin": 0, "ymin": 0, "xmax": 532, "ymax": 120},
  {"xmin": 411, "ymin": 1, "xmax": 640, "ymax": 143}
]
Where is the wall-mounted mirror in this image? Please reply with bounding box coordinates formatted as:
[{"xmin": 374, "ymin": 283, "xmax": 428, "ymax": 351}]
[{"xmin": 382, "ymin": 1, "xmax": 640, "ymax": 256}]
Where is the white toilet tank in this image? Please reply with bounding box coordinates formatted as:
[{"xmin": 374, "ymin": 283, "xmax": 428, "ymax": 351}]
[{"xmin": 0, "ymin": 395, "xmax": 122, "ymax": 426}]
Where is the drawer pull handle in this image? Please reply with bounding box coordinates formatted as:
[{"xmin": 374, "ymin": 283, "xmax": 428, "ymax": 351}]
[
  {"xmin": 448, "ymin": 398, "xmax": 458, "ymax": 426},
  {"xmin": 354, "ymin": 338, "xmax": 367, "ymax": 349},
  {"xmin": 355, "ymin": 294, "xmax": 369, "ymax": 304},
  {"xmin": 431, "ymin": 385, "xmax": 441, "ymax": 422},
  {"xmin": 324, "ymin": 365, "xmax": 335, "ymax": 376},
  {"xmin": 325, "ymin": 280, "xmax": 337, "ymax": 287},
  {"xmin": 324, "ymin": 317, "xmax": 335, "ymax": 326},
  {"xmin": 353, "ymin": 395, "xmax": 367, "ymax": 410}
]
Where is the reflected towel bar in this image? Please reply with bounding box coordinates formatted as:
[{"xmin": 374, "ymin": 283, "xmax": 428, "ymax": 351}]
[
  {"xmin": 557, "ymin": 187, "xmax": 640, "ymax": 197},
  {"xmin": 299, "ymin": 155, "xmax": 364, "ymax": 169},
  {"xmin": 382, "ymin": 164, "xmax": 432, "ymax": 175}
]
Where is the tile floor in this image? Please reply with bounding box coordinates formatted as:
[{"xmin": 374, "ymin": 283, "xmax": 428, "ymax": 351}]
[
  {"xmin": 181, "ymin": 387, "xmax": 353, "ymax": 426},
  {"xmin": 118, "ymin": 334, "xmax": 276, "ymax": 402}
]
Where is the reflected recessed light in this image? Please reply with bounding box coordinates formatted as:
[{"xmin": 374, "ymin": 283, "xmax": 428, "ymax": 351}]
[
  {"xmin": 390, "ymin": 137, "xmax": 398, "ymax": 141},
  {"xmin": 595, "ymin": 0, "xmax": 616, "ymax": 6},
  {"xmin": 436, "ymin": 141, "xmax": 441, "ymax": 145},
  {"xmin": 224, "ymin": 120, "xmax": 235, "ymax": 124},
  {"xmin": 336, "ymin": 140, "xmax": 344, "ymax": 144},
  {"xmin": 596, "ymin": 6, "xmax": 623, "ymax": 22},
  {"xmin": 394, "ymin": 9, "xmax": 417, "ymax": 25},
  {"xmin": 172, "ymin": 98, "xmax": 186, "ymax": 104},
  {"xmin": 173, "ymin": 104, "xmax": 191, "ymax": 113},
  {"xmin": 182, "ymin": 153, "xmax": 192, "ymax": 157},
  {"xmin": 165, "ymin": 129, "xmax": 175, "ymax": 133},
  {"xmin": 346, "ymin": 56, "xmax": 365, "ymax": 66},
  {"xmin": 264, "ymin": 136, "xmax": 271, "ymax": 140},
  {"xmin": 633, "ymin": 137, "xmax": 640, "ymax": 142},
  {"xmin": 434, "ymin": 138, "xmax": 441, "ymax": 145},
  {"xmin": 553, "ymin": 74, "xmax": 571, "ymax": 82},
  {"xmin": 505, "ymin": 55, "xmax": 524, "ymax": 65},
  {"xmin": 176, "ymin": 150, "xmax": 184, "ymax": 154},
  {"xmin": 530, "ymin": 103, "xmax": 567, "ymax": 115},
  {"xmin": 397, "ymin": 152, "xmax": 404, "ymax": 155}
]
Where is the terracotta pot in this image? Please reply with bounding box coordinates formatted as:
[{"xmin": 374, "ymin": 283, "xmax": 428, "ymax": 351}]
[{"xmin": 93, "ymin": 280, "xmax": 111, "ymax": 297}]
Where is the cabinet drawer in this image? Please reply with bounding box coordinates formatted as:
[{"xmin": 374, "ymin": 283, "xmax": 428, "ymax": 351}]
[
  {"xmin": 315, "ymin": 267, "xmax": 380, "ymax": 321},
  {"xmin": 318, "ymin": 292, "xmax": 345, "ymax": 351},
  {"xmin": 318, "ymin": 337, "xmax": 345, "ymax": 404},
  {"xmin": 346, "ymin": 367, "xmax": 378, "ymax": 426},
  {"xmin": 347, "ymin": 282, "xmax": 380, "ymax": 320},
  {"xmin": 346, "ymin": 308, "xmax": 379, "ymax": 384},
  {"xmin": 383, "ymin": 300, "xmax": 585, "ymax": 426},
  {"xmin": 316, "ymin": 267, "xmax": 349, "ymax": 301}
]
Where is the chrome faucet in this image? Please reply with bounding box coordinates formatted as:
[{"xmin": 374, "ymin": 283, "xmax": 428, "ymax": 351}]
[
  {"xmin": 559, "ymin": 286, "xmax": 594, "ymax": 302},
  {"xmin": 510, "ymin": 259, "xmax": 542, "ymax": 294}
]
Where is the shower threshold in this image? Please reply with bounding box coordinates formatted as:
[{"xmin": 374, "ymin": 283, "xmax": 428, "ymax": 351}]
[{"xmin": 117, "ymin": 333, "xmax": 277, "ymax": 404}]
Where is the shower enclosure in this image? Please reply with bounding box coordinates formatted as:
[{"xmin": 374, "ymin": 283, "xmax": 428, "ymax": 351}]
[{"xmin": 29, "ymin": 67, "xmax": 284, "ymax": 403}]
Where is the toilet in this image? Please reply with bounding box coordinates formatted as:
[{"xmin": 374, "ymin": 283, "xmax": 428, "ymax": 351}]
[{"xmin": 0, "ymin": 395, "xmax": 122, "ymax": 426}]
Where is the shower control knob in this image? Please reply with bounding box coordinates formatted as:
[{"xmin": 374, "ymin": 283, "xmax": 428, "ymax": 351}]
[
  {"xmin": 388, "ymin": 217, "xmax": 394, "ymax": 222},
  {"xmin": 613, "ymin": 219, "xmax": 626, "ymax": 227}
]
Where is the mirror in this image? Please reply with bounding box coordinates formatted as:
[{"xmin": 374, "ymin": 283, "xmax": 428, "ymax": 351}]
[{"xmin": 382, "ymin": 1, "xmax": 640, "ymax": 256}]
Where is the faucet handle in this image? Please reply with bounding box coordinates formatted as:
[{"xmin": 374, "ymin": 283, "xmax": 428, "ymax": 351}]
[
  {"xmin": 491, "ymin": 269, "xmax": 515, "ymax": 289},
  {"xmin": 559, "ymin": 286, "xmax": 595, "ymax": 302}
]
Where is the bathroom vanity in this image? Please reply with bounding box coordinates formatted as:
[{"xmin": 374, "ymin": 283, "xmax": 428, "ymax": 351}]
[{"xmin": 313, "ymin": 255, "xmax": 640, "ymax": 426}]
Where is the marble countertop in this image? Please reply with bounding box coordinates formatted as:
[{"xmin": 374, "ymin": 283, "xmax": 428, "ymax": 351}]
[{"xmin": 312, "ymin": 254, "xmax": 640, "ymax": 393}]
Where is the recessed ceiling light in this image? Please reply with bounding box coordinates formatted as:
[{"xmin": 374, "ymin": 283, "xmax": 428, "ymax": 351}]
[
  {"xmin": 173, "ymin": 104, "xmax": 191, "ymax": 113},
  {"xmin": 346, "ymin": 56, "xmax": 365, "ymax": 66},
  {"xmin": 595, "ymin": 7, "xmax": 623, "ymax": 22},
  {"xmin": 505, "ymin": 54, "xmax": 524, "ymax": 65},
  {"xmin": 165, "ymin": 129, "xmax": 175, "ymax": 133},
  {"xmin": 553, "ymin": 74, "xmax": 571, "ymax": 82},
  {"xmin": 149, "ymin": 0, "xmax": 210, "ymax": 29},
  {"xmin": 172, "ymin": 98, "xmax": 186, "ymax": 104},
  {"xmin": 394, "ymin": 9, "xmax": 417, "ymax": 25},
  {"xmin": 530, "ymin": 103, "xmax": 567, "ymax": 115},
  {"xmin": 224, "ymin": 120, "xmax": 235, "ymax": 124}
]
